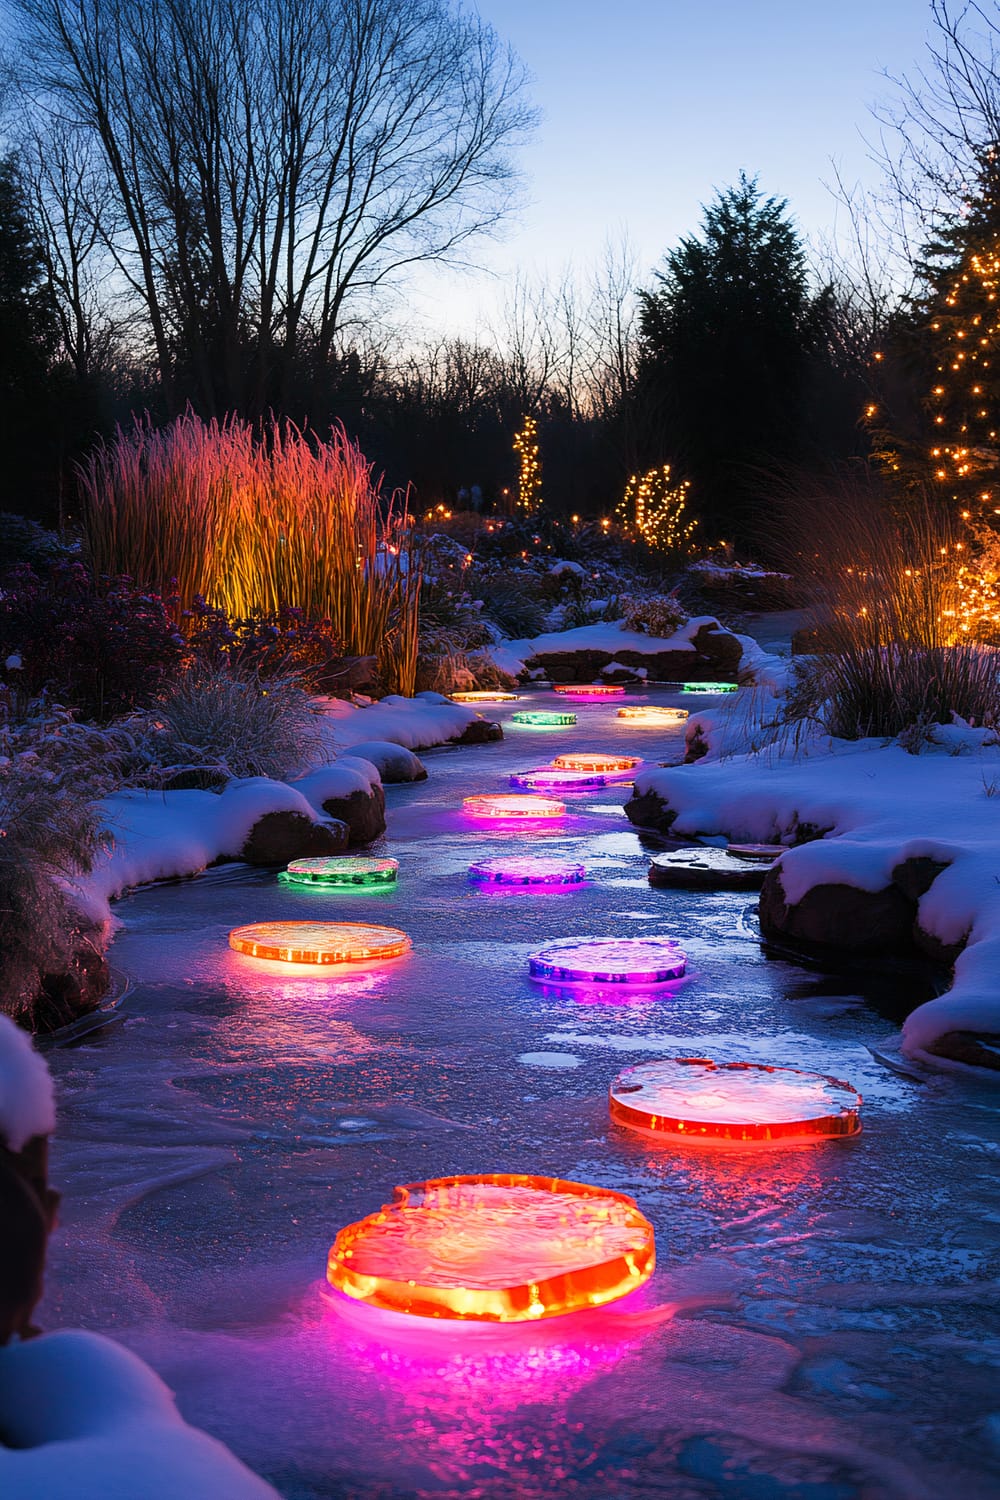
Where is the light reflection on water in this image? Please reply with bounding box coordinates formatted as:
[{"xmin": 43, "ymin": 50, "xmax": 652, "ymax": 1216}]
[{"xmin": 40, "ymin": 689, "xmax": 1000, "ymax": 1499}]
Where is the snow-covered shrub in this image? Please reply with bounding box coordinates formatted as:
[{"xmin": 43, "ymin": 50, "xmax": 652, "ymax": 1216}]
[
  {"xmin": 183, "ymin": 599, "xmax": 343, "ymax": 687},
  {"xmin": 0, "ymin": 745, "xmax": 105, "ymax": 1024},
  {"xmin": 472, "ymin": 574, "xmax": 548, "ymax": 637},
  {"xmin": 152, "ymin": 664, "xmax": 327, "ymax": 780},
  {"xmin": 620, "ymin": 591, "xmax": 687, "ymax": 637}
]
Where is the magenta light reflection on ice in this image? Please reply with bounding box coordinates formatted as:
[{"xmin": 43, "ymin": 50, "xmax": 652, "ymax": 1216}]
[
  {"xmin": 468, "ymin": 856, "xmax": 587, "ymax": 887},
  {"xmin": 528, "ymin": 936, "xmax": 686, "ymax": 986}
]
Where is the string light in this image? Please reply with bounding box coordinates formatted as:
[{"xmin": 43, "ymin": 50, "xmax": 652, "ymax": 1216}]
[
  {"xmin": 512, "ymin": 414, "xmax": 542, "ymax": 515},
  {"xmin": 615, "ymin": 465, "xmax": 697, "ymax": 551}
]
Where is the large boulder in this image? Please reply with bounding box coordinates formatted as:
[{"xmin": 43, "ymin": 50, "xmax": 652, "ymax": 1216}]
[
  {"xmin": 238, "ymin": 811, "xmax": 348, "ymax": 865},
  {"xmin": 758, "ymin": 854, "xmax": 961, "ymax": 967},
  {"xmin": 320, "ymin": 783, "xmax": 387, "ymax": 845},
  {"xmin": 925, "ymin": 1031, "xmax": 1000, "ymax": 1071},
  {"xmin": 342, "ymin": 740, "xmax": 428, "ymax": 782},
  {"xmin": 451, "ymin": 718, "xmax": 503, "ymax": 745},
  {"xmin": 624, "ymin": 786, "xmax": 677, "ymax": 835},
  {"xmin": 525, "ymin": 622, "xmax": 742, "ymax": 685}
]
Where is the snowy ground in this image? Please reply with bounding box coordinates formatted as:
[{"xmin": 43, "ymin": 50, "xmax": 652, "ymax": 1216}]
[
  {"xmin": 489, "ymin": 616, "xmax": 726, "ymax": 679},
  {"xmin": 633, "ymin": 715, "xmax": 1000, "ymax": 1062},
  {"xmin": 35, "ymin": 688, "xmax": 1000, "ymax": 1499}
]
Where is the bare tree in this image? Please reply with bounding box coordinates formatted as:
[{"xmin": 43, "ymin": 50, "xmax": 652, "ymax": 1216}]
[{"xmin": 12, "ymin": 0, "xmax": 535, "ymax": 414}]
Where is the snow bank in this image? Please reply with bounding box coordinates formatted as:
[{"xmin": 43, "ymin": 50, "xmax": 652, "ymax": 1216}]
[
  {"xmin": 317, "ymin": 692, "xmax": 478, "ymax": 751},
  {"xmin": 632, "ymin": 732, "xmax": 1000, "ymax": 1063},
  {"xmin": 0, "ymin": 1330, "xmax": 277, "ymax": 1498},
  {"xmin": 0, "ymin": 1016, "xmax": 55, "ymax": 1151},
  {"xmin": 70, "ymin": 776, "xmax": 343, "ymax": 927},
  {"xmin": 501, "ymin": 616, "xmax": 722, "ymax": 660}
]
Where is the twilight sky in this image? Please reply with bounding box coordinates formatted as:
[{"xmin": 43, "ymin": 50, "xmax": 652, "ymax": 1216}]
[{"xmin": 410, "ymin": 0, "xmax": 936, "ymax": 334}]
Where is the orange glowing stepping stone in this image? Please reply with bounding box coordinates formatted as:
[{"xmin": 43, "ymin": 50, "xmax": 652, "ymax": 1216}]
[
  {"xmin": 553, "ymin": 752, "xmax": 641, "ymax": 773},
  {"xmin": 327, "ymin": 1173, "xmax": 655, "ymax": 1321},
  {"xmin": 617, "ymin": 705, "xmax": 689, "ymax": 724},
  {"xmin": 228, "ymin": 921, "xmax": 411, "ymax": 965},
  {"xmin": 609, "ymin": 1057, "xmax": 862, "ymax": 1146}
]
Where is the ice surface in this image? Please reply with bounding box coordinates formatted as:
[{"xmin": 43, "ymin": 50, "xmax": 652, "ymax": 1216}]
[{"xmin": 37, "ymin": 690, "xmax": 1000, "ymax": 1499}]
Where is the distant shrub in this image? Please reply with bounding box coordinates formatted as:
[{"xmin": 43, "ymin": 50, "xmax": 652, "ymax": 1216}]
[
  {"xmin": 0, "ymin": 564, "xmax": 184, "ymax": 722},
  {"xmin": 184, "ymin": 599, "xmax": 343, "ymax": 687},
  {"xmin": 152, "ymin": 663, "xmax": 327, "ymax": 780},
  {"xmin": 0, "ymin": 513, "xmax": 71, "ymax": 572},
  {"xmin": 620, "ymin": 592, "xmax": 687, "ymax": 637},
  {"xmin": 0, "ymin": 704, "xmax": 106, "ymax": 1024},
  {"xmin": 473, "ymin": 574, "xmax": 548, "ymax": 638}
]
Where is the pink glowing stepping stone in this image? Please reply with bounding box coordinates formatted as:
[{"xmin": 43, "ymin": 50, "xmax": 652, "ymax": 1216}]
[{"xmin": 463, "ymin": 793, "xmax": 565, "ymax": 820}]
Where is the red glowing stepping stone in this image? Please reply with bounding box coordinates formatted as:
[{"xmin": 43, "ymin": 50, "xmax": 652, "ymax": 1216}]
[
  {"xmin": 609, "ymin": 1057, "xmax": 862, "ymax": 1146},
  {"xmin": 327, "ymin": 1173, "xmax": 655, "ymax": 1321},
  {"xmin": 228, "ymin": 921, "xmax": 411, "ymax": 965}
]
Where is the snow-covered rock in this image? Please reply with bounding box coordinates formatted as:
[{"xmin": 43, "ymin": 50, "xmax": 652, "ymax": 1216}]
[
  {"xmin": 0, "ymin": 1331, "xmax": 278, "ymax": 1498},
  {"xmin": 340, "ymin": 741, "xmax": 427, "ymax": 782},
  {"xmin": 0, "ymin": 1016, "xmax": 54, "ymax": 1153}
]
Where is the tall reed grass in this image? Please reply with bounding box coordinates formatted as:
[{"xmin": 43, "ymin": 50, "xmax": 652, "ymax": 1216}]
[
  {"xmin": 79, "ymin": 414, "xmax": 422, "ymax": 695},
  {"xmin": 780, "ymin": 471, "xmax": 1000, "ymax": 739}
]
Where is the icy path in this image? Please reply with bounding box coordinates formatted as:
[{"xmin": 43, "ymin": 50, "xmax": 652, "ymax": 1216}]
[{"xmin": 41, "ymin": 691, "xmax": 1000, "ymax": 1499}]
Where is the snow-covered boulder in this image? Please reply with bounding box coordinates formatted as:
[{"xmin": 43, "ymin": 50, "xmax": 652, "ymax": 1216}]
[
  {"xmin": 498, "ymin": 617, "xmax": 742, "ymax": 685},
  {"xmin": 293, "ymin": 760, "xmax": 387, "ymax": 845},
  {"xmin": 0, "ymin": 1331, "xmax": 278, "ymax": 1498},
  {"xmin": 0, "ymin": 1019, "xmax": 58, "ymax": 1343},
  {"xmin": 337, "ymin": 740, "xmax": 427, "ymax": 782}
]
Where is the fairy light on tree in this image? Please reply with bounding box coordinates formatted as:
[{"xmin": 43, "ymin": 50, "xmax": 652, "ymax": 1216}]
[
  {"xmin": 513, "ymin": 415, "xmax": 542, "ymax": 515},
  {"xmin": 615, "ymin": 465, "xmax": 697, "ymax": 552}
]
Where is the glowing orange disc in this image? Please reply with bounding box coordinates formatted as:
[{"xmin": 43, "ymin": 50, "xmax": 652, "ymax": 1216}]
[
  {"xmin": 553, "ymin": 752, "xmax": 641, "ymax": 773},
  {"xmin": 449, "ymin": 690, "xmax": 520, "ymax": 703},
  {"xmin": 228, "ymin": 921, "xmax": 412, "ymax": 965},
  {"xmin": 610, "ymin": 1057, "xmax": 862, "ymax": 1146},
  {"xmin": 327, "ymin": 1173, "xmax": 655, "ymax": 1321},
  {"xmin": 617, "ymin": 705, "xmax": 689, "ymax": 724},
  {"xmin": 463, "ymin": 793, "xmax": 566, "ymax": 819}
]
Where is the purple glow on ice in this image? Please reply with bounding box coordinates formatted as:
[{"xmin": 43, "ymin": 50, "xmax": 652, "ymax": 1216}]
[{"xmin": 468, "ymin": 856, "xmax": 587, "ymax": 887}]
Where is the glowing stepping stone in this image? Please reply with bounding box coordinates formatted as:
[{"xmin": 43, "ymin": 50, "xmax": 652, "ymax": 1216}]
[
  {"xmin": 511, "ymin": 710, "xmax": 577, "ymax": 726},
  {"xmin": 469, "ymin": 856, "xmax": 586, "ymax": 886},
  {"xmin": 609, "ymin": 1057, "xmax": 862, "ymax": 1146},
  {"xmin": 279, "ymin": 856, "xmax": 399, "ymax": 889},
  {"xmin": 463, "ymin": 793, "xmax": 565, "ymax": 819},
  {"xmin": 665, "ymin": 681, "xmax": 738, "ymax": 694},
  {"xmin": 327, "ymin": 1173, "xmax": 655, "ymax": 1321},
  {"xmin": 617, "ymin": 705, "xmax": 689, "ymax": 724},
  {"xmin": 228, "ymin": 921, "xmax": 411, "ymax": 965},
  {"xmin": 528, "ymin": 936, "xmax": 686, "ymax": 985},
  {"xmin": 450, "ymin": 690, "xmax": 520, "ymax": 703},
  {"xmin": 553, "ymin": 752, "xmax": 641, "ymax": 773},
  {"xmin": 509, "ymin": 767, "xmax": 608, "ymax": 791},
  {"xmin": 552, "ymin": 683, "xmax": 626, "ymax": 697},
  {"xmin": 727, "ymin": 843, "xmax": 786, "ymax": 862}
]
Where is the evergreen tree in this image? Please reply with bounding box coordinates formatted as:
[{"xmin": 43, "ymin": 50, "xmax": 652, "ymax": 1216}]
[
  {"xmin": 0, "ymin": 155, "xmax": 62, "ymax": 520},
  {"xmin": 637, "ymin": 174, "xmax": 833, "ymax": 546}
]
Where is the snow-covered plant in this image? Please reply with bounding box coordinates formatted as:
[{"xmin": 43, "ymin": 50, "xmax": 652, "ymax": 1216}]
[
  {"xmin": 151, "ymin": 664, "xmax": 327, "ymax": 780},
  {"xmin": 620, "ymin": 592, "xmax": 687, "ymax": 637},
  {"xmin": 0, "ymin": 732, "xmax": 106, "ymax": 1024}
]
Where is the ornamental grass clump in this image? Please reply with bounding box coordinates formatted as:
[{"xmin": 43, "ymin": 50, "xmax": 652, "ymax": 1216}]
[
  {"xmin": 79, "ymin": 413, "xmax": 421, "ymax": 694},
  {"xmin": 784, "ymin": 473, "xmax": 1000, "ymax": 740},
  {"xmin": 153, "ymin": 664, "xmax": 327, "ymax": 781},
  {"xmin": 0, "ymin": 705, "xmax": 107, "ymax": 1025}
]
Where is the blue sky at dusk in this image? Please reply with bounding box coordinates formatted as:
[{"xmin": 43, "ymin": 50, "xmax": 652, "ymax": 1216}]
[{"xmin": 412, "ymin": 0, "xmax": 935, "ymax": 332}]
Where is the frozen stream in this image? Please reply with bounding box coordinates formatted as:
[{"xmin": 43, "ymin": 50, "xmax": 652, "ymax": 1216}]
[{"xmin": 41, "ymin": 691, "xmax": 1000, "ymax": 1499}]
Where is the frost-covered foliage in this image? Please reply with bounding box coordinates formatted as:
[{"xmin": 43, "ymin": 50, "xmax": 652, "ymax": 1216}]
[
  {"xmin": 786, "ymin": 646, "xmax": 1000, "ymax": 741},
  {"xmin": 152, "ymin": 665, "xmax": 327, "ymax": 780},
  {"xmin": 183, "ymin": 599, "xmax": 343, "ymax": 687},
  {"xmin": 619, "ymin": 591, "xmax": 687, "ymax": 637},
  {"xmin": 0, "ymin": 709, "xmax": 106, "ymax": 1022},
  {"xmin": 0, "ymin": 564, "xmax": 184, "ymax": 722},
  {"xmin": 0, "ymin": 514, "xmax": 71, "ymax": 573}
]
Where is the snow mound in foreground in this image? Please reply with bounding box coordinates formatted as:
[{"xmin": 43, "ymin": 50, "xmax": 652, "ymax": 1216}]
[
  {"xmin": 0, "ymin": 1016, "xmax": 55, "ymax": 1152},
  {"xmin": 0, "ymin": 1330, "xmax": 277, "ymax": 1498}
]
